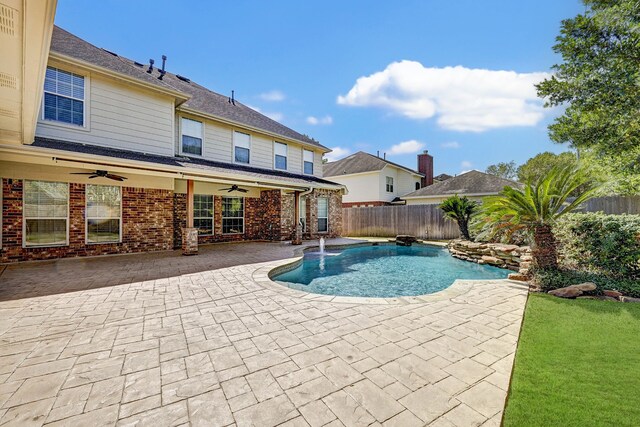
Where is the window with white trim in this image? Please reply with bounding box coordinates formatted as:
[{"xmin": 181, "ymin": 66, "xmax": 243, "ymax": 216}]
[
  {"xmin": 86, "ymin": 185, "xmax": 121, "ymax": 243},
  {"xmin": 234, "ymin": 131, "xmax": 251, "ymax": 164},
  {"xmin": 222, "ymin": 197, "xmax": 244, "ymax": 234},
  {"xmin": 181, "ymin": 118, "xmax": 203, "ymax": 156},
  {"xmin": 194, "ymin": 194, "xmax": 214, "ymax": 235},
  {"xmin": 303, "ymin": 149, "xmax": 314, "ymax": 175},
  {"xmin": 317, "ymin": 197, "xmax": 328, "ymax": 233},
  {"xmin": 386, "ymin": 176, "xmax": 394, "ymax": 192},
  {"xmin": 274, "ymin": 142, "xmax": 287, "ymax": 170},
  {"xmin": 23, "ymin": 180, "xmax": 69, "ymax": 246},
  {"xmin": 43, "ymin": 66, "xmax": 85, "ymax": 126}
]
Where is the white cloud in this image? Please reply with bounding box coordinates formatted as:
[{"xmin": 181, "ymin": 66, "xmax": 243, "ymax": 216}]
[
  {"xmin": 306, "ymin": 115, "xmax": 333, "ymax": 125},
  {"xmin": 259, "ymin": 90, "xmax": 285, "ymax": 102},
  {"xmin": 461, "ymin": 160, "xmax": 473, "ymax": 169},
  {"xmin": 337, "ymin": 60, "xmax": 550, "ymax": 132},
  {"xmin": 441, "ymin": 141, "xmax": 460, "ymax": 149},
  {"xmin": 324, "ymin": 147, "xmax": 351, "ymax": 162},
  {"xmin": 388, "ymin": 140, "xmax": 425, "ymax": 155}
]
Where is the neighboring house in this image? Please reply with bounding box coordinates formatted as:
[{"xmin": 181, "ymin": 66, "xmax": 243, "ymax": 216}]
[
  {"xmin": 0, "ymin": 22, "xmax": 345, "ymax": 263},
  {"xmin": 402, "ymin": 170, "xmax": 520, "ymax": 205},
  {"xmin": 323, "ymin": 151, "xmax": 428, "ymax": 207},
  {"xmin": 434, "ymin": 173, "xmax": 453, "ymax": 182}
]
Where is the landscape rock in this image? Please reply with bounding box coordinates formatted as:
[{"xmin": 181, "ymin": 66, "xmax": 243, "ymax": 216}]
[
  {"xmin": 603, "ymin": 290, "xmax": 623, "ymax": 298},
  {"xmin": 549, "ymin": 287, "xmax": 583, "ymax": 298},
  {"xmin": 447, "ymin": 239, "xmax": 531, "ymax": 274},
  {"xmin": 508, "ymin": 273, "xmax": 529, "ymax": 282},
  {"xmin": 481, "ymin": 255, "xmax": 505, "ymax": 265},
  {"xmin": 620, "ymin": 296, "xmax": 640, "ymax": 303},
  {"xmin": 395, "ymin": 235, "xmax": 417, "ymax": 246},
  {"xmin": 572, "ymin": 282, "xmax": 597, "ymax": 292}
]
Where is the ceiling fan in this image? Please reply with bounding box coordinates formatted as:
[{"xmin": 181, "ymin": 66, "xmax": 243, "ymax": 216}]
[
  {"xmin": 220, "ymin": 184, "xmax": 248, "ymax": 193},
  {"xmin": 71, "ymin": 170, "xmax": 127, "ymax": 181}
]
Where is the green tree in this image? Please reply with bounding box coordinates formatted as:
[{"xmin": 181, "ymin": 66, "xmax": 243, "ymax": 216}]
[
  {"xmin": 517, "ymin": 151, "xmax": 577, "ymax": 183},
  {"xmin": 486, "ymin": 161, "xmax": 518, "ymax": 180},
  {"xmin": 482, "ymin": 164, "xmax": 599, "ymax": 270},
  {"xmin": 439, "ymin": 195, "xmax": 479, "ymax": 241},
  {"xmin": 536, "ymin": 0, "xmax": 640, "ymax": 174}
]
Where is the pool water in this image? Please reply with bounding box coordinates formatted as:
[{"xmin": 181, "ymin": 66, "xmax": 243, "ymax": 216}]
[{"xmin": 273, "ymin": 244, "xmax": 508, "ymax": 298}]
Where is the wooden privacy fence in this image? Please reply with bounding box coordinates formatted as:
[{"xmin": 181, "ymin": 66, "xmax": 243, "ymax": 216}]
[
  {"xmin": 342, "ymin": 204, "xmax": 460, "ymax": 240},
  {"xmin": 342, "ymin": 196, "xmax": 640, "ymax": 239}
]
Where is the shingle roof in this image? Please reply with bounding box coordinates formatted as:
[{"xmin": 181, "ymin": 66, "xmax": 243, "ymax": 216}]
[
  {"xmin": 32, "ymin": 137, "xmax": 341, "ymax": 188},
  {"xmin": 402, "ymin": 170, "xmax": 521, "ymax": 198},
  {"xmin": 434, "ymin": 173, "xmax": 453, "ymax": 182},
  {"xmin": 323, "ymin": 151, "xmax": 422, "ymax": 177},
  {"xmin": 50, "ymin": 26, "xmax": 327, "ymax": 150}
]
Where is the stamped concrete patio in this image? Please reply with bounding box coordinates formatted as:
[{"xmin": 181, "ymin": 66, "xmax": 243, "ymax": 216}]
[{"xmin": 0, "ymin": 240, "xmax": 528, "ymax": 427}]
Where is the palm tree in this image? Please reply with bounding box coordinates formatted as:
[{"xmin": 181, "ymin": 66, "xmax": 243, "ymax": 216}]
[
  {"xmin": 482, "ymin": 164, "xmax": 599, "ymax": 269},
  {"xmin": 439, "ymin": 195, "xmax": 479, "ymax": 240}
]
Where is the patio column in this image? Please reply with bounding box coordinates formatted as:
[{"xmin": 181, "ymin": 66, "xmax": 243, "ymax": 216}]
[
  {"xmin": 182, "ymin": 179, "xmax": 198, "ymax": 255},
  {"xmin": 292, "ymin": 191, "xmax": 302, "ymax": 245}
]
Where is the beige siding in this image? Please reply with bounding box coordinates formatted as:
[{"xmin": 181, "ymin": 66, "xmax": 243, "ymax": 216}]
[
  {"xmin": 329, "ymin": 172, "xmax": 382, "ymax": 203},
  {"xmin": 313, "ymin": 150, "xmax": 323, "ymax": 178},
  {"xmin": 36, "ymin": 72, "xmax": 175, "ymax": 156},
  {"xmin": 251, "ymin": 134, "xmax": 273, "ymax": 169},
  {"xmin": 288, "ymin": 144, "xmax": 302, "ymax": 174},
  {"xmin": 396, "ymin": 169, "xmax": 421, "ymax": 196},
  {"xmin": 204, "ymin": 121, "xmax": 233, "ymax": 163}
]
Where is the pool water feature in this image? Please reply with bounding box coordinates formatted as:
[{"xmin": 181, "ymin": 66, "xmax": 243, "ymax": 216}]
[{"xmin": 273, "ymin": 244, "xmax": 509, "ymax": 298}]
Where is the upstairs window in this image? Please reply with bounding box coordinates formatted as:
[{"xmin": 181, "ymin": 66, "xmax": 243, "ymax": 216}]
[
  {"xmin": 303, "ymin": 149, "xmax": 314, "ymax": 175},
  {"xmin": 317, "ymin": 197, "xmax": 328, "ymax": 233},
  {"xmin": 194, "ymin": 194, "xmax": 213, "ymax": 235},
  {"xmin": 386, "ymin": 176, "xmax": 394, "ymax": 193},
  {"xmin": 222, "ymin": 197, "xmax": 244, "ymax": 234},
  {"xmin": 415, "ymin": 182, "xmax": 421, "ymax": 190},
  {"xmin": 43, "ymin": 67, "xmax": 84, "ymax": 126},
  {"xmin": 23, "ymin": 180, "xmax": 69, "ymax": 246},
  {"xmin": 86, "ymin": 185, "xmax": 121, "ymax": 243},
  {"xmin": 274, "ymin": 142, "xmax": 288, "ymax": 170},
  {"xmin": 234, "ymin": 131, "xmax": 251, "ymax": 164},
  {"xmin": 181, "ymin": 118, "xmax": 203, "ymax": 156}
]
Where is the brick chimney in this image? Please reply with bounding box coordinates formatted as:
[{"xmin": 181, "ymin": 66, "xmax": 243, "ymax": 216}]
[{"xmin": 417, "ymin": 150, "xmax": 434, "ymax": 187}]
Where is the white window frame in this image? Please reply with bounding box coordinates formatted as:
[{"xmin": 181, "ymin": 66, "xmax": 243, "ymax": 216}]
[
  {"xmin": 85, "ymin": 184, "xmax": 122, "ymax": 244},
  {"xmin": 194, "ymin": 194, "xmax": 214, "ymax": 236},
  {"xmin": 180, "ymin": 117, "xmax": 204, "ymax": 157},
  {"xmin": 303, "ymin": 149, "xmax": 314, "ymax": 175},
  {"xmin": 221, "ymin": 196, "xmax": 245, "ymax": 234},
  {"xmin": 274, "ymin": 141, "xmax": 288, "ymax": 171},
  {"xmin": 317, "ymin": 197, "xmax": 328, "ymax": 233},
  {"xmin": 23, "ymin": 180, "xmax": 70, "ymax": 248},
  {"xmin": 233, "ymin": 131, "xmax": 251, "ymax": 165},
  {"xmin": 41, "ymin": 66, "xmax": 88, "ymax": 130},
  {"xmin": 386, "ymin": 176, "xmax": 394, "ymax": 193}
]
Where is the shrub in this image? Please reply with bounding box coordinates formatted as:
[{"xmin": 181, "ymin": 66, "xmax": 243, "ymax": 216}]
[
  {"xmin": 554, "ymin": 212, "xmax": 640, "ymax": 279},
  {"xmin": 533, "ymin": 268, "xmax": 640, "ymax": 298}
]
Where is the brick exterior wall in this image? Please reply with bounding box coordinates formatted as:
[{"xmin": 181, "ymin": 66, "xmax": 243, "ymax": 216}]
[
  {"xmin": 1, "ymin": 179, "xmax": 174, "ymax": 263},
  {"xmin": 1, "ymin": 178, "xmax": 343, "ymax": 263}
]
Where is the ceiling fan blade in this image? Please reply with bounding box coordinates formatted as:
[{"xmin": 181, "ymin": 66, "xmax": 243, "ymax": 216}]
[
  {"xmin": 71, "ymin": 172, "xmax": 96, "ymax": 175},
  {"xmin": 238, "ymin": 188, "xmax": 248, "ymax": 193},
  {"xmin": 105, "ymin": 174, "xmax": 126, "ymax": 181}
]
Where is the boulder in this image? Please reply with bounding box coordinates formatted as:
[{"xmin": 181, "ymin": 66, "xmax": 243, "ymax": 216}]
[
  {"xmin": 508, "ymin": 273, "xmax": 529, "ymax": 282},
  {"xmin": 603, "ymin": 290, "xmax": 623, "ymax": 298},
  {"xmin": 620, "ymin": 296, "xmax": 640, "ymax": 303},
  {"xmin": 481, "ymin": 255, "xmax": 504, "ymax": 265},
  {"xmin": 572, "ymin": 282, "xmax": 597, "ymax": 291},
  {"xmin": 396, "ymin": 235, "xmax": 417, "ymax": 246},
  {"xmin": 549, "ymin": 287, "xmax": 583, "ymax": 298}
]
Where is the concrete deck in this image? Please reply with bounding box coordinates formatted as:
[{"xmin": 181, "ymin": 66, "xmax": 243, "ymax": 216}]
[{"xmin": 0, "ymin": 239, "xmax": 527, "ymax": 426}]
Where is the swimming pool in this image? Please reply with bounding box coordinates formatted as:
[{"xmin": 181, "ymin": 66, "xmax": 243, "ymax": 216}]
[{"xmin": 272, "ymin": 244, "xmax": 508, "ymax": 298}]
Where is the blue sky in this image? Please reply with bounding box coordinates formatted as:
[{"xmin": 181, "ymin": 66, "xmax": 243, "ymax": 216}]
[{"xmin": 55, "ymin": 0, "xmax": 583, "ymax": 175}]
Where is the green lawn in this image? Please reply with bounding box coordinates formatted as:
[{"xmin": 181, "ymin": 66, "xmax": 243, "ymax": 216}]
[{"xmin": 503, "ymin": 294, "xmax": 640, "ymax": 427}]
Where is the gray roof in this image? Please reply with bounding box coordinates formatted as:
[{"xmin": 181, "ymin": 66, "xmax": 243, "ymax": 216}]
[
  {"xmin": 402, "ymin": 170, "xmax": 520, "ymax": 198},
  {"xmin": 323, "ymin": 151, "xmax": 422, "ymax": 177},
  {"xmin": 50, "ymin": 26, "xmax": 327, "ymax": 150},
  {"xmin": 32, "ymin": 137, "xmax": 341, "ymax": 188}
]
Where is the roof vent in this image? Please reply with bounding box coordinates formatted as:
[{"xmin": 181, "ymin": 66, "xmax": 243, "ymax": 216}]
[
  {"xmin": 133, "ymin": 61, "xmax": 144, "ymax": 67},
  {"xmin": 228, "ymin": 90, "xmax": 236, "ymax": 105},
  {"xmin": 102, "ymin": 48, "xmax": 118, "ymax": 57},
  {"xmin": 158, "ymin": 55, "xmax": 167, "ymax": 80},
  {"xmin": 147, "ymin": 58, "xmax": 154, "ymax": 73},
  {"xmin": 176, "ymin": 75, "xmax": 190, "ymax": 83}
]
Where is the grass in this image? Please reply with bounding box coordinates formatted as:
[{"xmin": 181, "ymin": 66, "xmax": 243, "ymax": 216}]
[{"xmin": 503, "ymin": 294, "xmax": 640, "ymax": 427}]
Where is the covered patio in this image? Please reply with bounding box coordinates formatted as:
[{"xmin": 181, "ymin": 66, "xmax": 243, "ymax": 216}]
[{"xmin": 0, "ymin": 240, "xmax": 527, "ymax": 426}]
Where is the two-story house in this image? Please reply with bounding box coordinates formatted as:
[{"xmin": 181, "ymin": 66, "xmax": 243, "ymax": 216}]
[
  {"xmin": 323, "ymin": 151, "xmax": 427, "ymax": 207},
  {"xmin": 0, "ymin": 24, "xmax": 344, "ymax": 263}
]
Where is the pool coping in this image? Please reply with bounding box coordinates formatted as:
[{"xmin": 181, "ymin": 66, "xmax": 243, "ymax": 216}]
[{"xmin": 257, "ymin": 241, "xmax": 519, "ymax": 305}]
